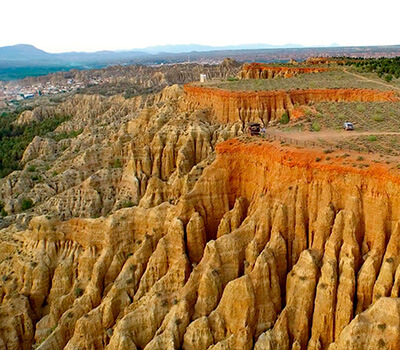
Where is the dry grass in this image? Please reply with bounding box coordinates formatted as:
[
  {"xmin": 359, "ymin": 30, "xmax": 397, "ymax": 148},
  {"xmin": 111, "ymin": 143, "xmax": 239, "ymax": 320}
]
[
  {"xmin": 314, "ymin": 101, "xmax": 400, "ymax": 132},
  {"xmin": 278, "ymin": 101, "xmax": 400, "ymax": 156},
  {"xmin": 197, "ymin": 70, "xmax": 395, "ymax": 91}
]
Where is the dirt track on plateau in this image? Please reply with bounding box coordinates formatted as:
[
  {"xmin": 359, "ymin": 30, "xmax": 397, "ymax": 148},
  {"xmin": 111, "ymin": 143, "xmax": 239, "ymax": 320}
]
[{"xmin": 267, "ymin": 128, "xmax": 400, "ymax": 142}]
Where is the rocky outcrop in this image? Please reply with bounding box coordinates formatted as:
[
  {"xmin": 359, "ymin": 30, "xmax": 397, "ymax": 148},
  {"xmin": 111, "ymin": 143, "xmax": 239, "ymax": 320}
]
[
  {"xmin": 0, "ymin": 86, "xmax": 242, "ymax": 220},
  {"xmin": 15, "ymin": 107, "xmax": 56, "ymax": 125},
  {"xmin": 329, "ymin": 298, "xmax": 400, "ymax": 349},
  {"xmin": 239, "ymin": 63, "xmax": 329, "ymax": 79},
  {"xmin": 3, "ymin": 135, "xmax": 400, "ymax": 349},
  {"xmin": 184, "ymin": 84, "xmax": 398, "ymax": 124}
]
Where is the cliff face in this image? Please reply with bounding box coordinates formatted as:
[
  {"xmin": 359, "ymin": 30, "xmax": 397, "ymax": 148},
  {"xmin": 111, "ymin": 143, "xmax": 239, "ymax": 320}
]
[
  {"xmin": 0, "ymin": 85, "xmax": 242, "ymax": 221},
  {"xmin": 2, "ymin": 133, "xmax": 400, "ymax": 349},
  {"xmin": 239, "ymin": 63, "xmax": 329, "ymax": 79},
  {"xmin": 184, "ymin": 84, "xmax": 398, "ymax": 124}
]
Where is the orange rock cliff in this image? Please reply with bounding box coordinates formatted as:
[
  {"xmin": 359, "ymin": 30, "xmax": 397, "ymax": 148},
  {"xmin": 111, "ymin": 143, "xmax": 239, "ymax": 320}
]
[
  {"xmin": 175, "ymin": 139, "xmax": 400, "ymax": 349},
  {"xmin": 239, "ymin": 63, "xmax": 330, "ymax": 79},
  {"xmin": 184, "ymin": 84, "xmax": 398, "ymax": 124}
]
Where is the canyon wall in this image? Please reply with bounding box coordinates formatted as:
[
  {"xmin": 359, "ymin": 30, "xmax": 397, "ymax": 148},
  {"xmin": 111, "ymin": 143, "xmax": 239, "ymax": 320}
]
[
  {"xmin": 2, "ymin": 136, "xmax": 400, "ymax": 349},
  {"xmin": 184, "ymin": 84, "xmax": 398, "ymax": 124},
  {"xmin": 239, "ymin": 63, "xmax": 329, "ymax": 79},
  {"xmin": 0, "ymin": 86, "xmax": 242, "ymax": 222}
]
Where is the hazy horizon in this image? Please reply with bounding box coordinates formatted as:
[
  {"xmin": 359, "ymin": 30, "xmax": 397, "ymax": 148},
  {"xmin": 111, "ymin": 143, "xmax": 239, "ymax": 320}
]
[
  {"xmin": 2, "ymin": 0, "xmax": 399, "ymax": 53},
  {"xmin": 0, "ymin": 42, "xmax": 347, "ymax": 54}
]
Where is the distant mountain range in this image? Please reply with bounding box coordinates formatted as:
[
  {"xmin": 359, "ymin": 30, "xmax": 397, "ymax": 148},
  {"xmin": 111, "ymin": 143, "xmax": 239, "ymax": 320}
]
[
  {"xmin": 0, "ymin": 44, "xmax": 151, "ymax": 80},
  {"xmin": 1, "ymin": 43, "xmax": 400, "ymax": 81},
  {"xmin": 0, "ymin": 44, "xmax": 148, "ymax": 64},
  {"xmin": 132, "ymin": 43, "xmax": 308, "ymax": 54},
  {"xmin": 0, "ymin": 43, "xmax": 311, "ymax": 61},
  {"xmin": 0, "ymin": 43, "xmax": 309, "ymax": 80}
]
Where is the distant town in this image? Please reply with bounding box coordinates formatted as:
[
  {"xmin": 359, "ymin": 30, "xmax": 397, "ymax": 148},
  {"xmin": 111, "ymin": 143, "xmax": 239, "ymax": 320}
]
[{"xmin": 0, "ymin": 77, "xmax": 105, "ymax": 107}]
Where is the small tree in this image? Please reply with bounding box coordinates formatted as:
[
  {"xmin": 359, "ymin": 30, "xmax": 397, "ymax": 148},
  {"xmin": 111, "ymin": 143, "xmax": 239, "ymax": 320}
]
[
  {"xmin": 21, "ymin": 198, "xmax": 34, "ymax": 211},
  {"xmin": 280, "ymin": 112, "xmax": 290, "ymax": 124},
  {"xmin": 385, "ymin": 74, "xmax": 393, "ymax": 82}
]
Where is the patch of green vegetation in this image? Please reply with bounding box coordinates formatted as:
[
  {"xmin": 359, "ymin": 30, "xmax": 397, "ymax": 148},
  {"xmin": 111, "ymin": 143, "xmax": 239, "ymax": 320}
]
[
  {"xmin": 112, "ymin": 158, "xmax": 122, "ymax": 168},
  {"xmin": 21, "ymin": 198, "xmax": 34, "ymax": 211},
  {"xmin": 0, "ymin": 201, "xmax": 8, "ymax": 217},
  {"xmin": 280, "ymin": 112, "xmax": 290, "ymax": 124},
  {"xmin": 0, "ymin": 65, "xmax": 81, "ymax": 81},
  {"xmin": 372, "ymin": 115, "xmax": 384, "ymax": 122},
  {"xmin": 378, "ymin": 323, "xmax": 387, "ymax": 331},
  {"xmin": 31, "ymin": 174, "xmax": 42, "ymax": 182},
  {"xmin": 385, "ymin": 74, "xmax": 393, "ymax": 82},
  {"xmin": 53, "ymin": 129, "xmax": 83, "ymax": 142},
  {"xmin": 27, "ymin": 164, "xmax": 36, "ymax": 172},
  {"xmin": 356, "ymin": 104, "xmax": 366, "ymax": 112},
  {"xmin": 345, "ymin": 57, "xmax": 400, "ymax": 82},
  {"xmin": 75, "ymin": 287, "xmax": 84, "ymax": 297},
  {"xmin": 0, "ymin": 109, "xmax": 71, "ymax": 178},
  {"xmin": 311, "ymin": 121, "xmax": 321, "ymax": 132},
  {"xmin": 121, "ymin": 200, "xmax": 134, "ymax": 208},
  {"xmin": 367, "ymin": 135, "xmax": 378, "ymax": 142}
]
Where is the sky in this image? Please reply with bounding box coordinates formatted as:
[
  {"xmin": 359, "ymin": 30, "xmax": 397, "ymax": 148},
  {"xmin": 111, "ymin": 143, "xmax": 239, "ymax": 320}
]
[{"xmin": 1, "ymin": 0, "xmax": 399, "ymax": 53}]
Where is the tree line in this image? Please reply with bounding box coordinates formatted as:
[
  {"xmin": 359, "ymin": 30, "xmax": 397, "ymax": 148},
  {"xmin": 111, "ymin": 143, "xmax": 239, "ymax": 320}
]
[{"xmin": 339, "ymin": 57, "xmax": 400, "ymax": 82}]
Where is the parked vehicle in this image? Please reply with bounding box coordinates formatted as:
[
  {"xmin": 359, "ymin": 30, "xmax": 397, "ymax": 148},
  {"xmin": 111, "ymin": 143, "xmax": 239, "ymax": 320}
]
[
  {"xmin": 343, "ymin": 122, "xmax": 354, "ymax": 131},
  {"xmin": 248, "ymin": 123, "xmax": 261, "ymax": 136}
]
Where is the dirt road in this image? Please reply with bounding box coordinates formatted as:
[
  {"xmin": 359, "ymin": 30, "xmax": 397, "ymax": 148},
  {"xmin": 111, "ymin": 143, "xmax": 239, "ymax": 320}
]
[
  {"xmin": 343, "ymin": 69, "xmax": 400, "ymax": 92},
  {"xmin": 267, "ymin": 128, "xmax": 400, "ymax": 142}
]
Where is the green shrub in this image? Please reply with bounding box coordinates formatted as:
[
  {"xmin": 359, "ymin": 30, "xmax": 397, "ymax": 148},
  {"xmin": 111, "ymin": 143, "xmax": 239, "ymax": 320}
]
[
  {"xmin": 112, "ymin": 158, "xmax": 122, "ymax": 168},
  {"xmin": 75, "ymin": 287, "xmax": 84, "ymax": 297},
  {"xmin": 27, "ymin": 164, "xmax": 36, "ymax": 172},
  {"xmin": 122, "ymin": 200, "xmax": 134, "ymax": 208},
  {"xmin": 356, "ymin": 104, "xmax": 366, "ymax": 112},
  {"xmin": 378, "ymin": 323, "xmax": 387, "ymax": 331},
  {"xmin": 53, "ymin": 129, "xmax": 83, "ymax": 141},
  {"xmin": 31, "ymin": 175, "xmax": 41, "ymax": 182},
  {"xmin": 372, "ymin": 115, "xmax": 384, "ymax": 122},
  {"xmin": 385, "ymin": 74, "xmax": 393, "ymax": 82},
  {"xmin": 0, "ymin": 201, "xmax": 7, "ymax": 217},
  {"xmin": 280, "ymin": 112, "xmax": 290, "ymax": 124},
  {"xmin": 21, "ymin": 198, "xmax": 34, "ymax": 211},
  {"xmin": 367, "ymin": 135, "xmax": 378, "ymax": 142},
  {"xmin": 311, "ymin": 122, "xmax": 321, "ymax": 132}
]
